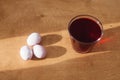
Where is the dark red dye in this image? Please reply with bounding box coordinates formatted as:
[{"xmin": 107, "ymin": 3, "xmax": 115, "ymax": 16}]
[{"xmin": 69, "ymin": 18, "xmax": 102, "ymax": 43}]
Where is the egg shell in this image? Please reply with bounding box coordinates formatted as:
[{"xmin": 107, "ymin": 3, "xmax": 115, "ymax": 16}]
[
  {"xmin": 33, "ymin": 45, "xmax": 46, "ymax": 58},
  {"xmin": 20, "ymin": 46, "xmax": 33, "ymax": 60},
  {"xmin": 27, "ymin": 33, "xmax": 41, "ymax": 46}
]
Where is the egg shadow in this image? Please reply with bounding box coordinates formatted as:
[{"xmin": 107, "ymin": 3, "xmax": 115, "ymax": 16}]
[
  {"xmin": 45, "ymin": 46, "xmax": 67, "ymax": 58},
  {"xmin": 41, "ymin": 34, "xmax": 62, "ymax": 46},
  {"xmin": 92, "ymin": 26, "xmax": 120, "ymax": 52},
  {"xmin": 32, "ymin": 46, "xmax": 67, "ymax": 60},
  {"xmin": 32, "ymin": 34, "xmax": 65, "ymax": 60}
]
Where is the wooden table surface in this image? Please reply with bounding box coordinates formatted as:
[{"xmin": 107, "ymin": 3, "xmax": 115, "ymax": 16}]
[{"xmin": 0, "ymin": 0, "xmax": 120, "ymax": 80}]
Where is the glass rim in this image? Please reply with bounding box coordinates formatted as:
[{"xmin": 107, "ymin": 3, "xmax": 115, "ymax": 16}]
[{"xmin": 68, "ymin": 15, "xmax": 103, "ymax": 44}]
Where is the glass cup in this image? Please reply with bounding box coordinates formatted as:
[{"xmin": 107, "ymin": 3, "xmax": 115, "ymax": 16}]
[{"xmin": 68, "ymin": 15, "xmax": 103, "ymax": 53}]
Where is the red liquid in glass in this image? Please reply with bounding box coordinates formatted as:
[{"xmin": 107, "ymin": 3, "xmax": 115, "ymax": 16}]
[
  {"xmin": 69, "ymin": 18, "xmax": 102, "ymax": 52},
  {"xmin": 69, "ymin": 18, "xmax": 102, "ymax": 43}
]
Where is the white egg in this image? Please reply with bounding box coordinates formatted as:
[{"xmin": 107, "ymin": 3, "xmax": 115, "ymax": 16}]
[
  {"xmin": 20, "ymin": 46, "xmax": 33, "ymax": 60},
  {"xmin": 33, "ymin": 45, "xmax": 46, "ymax": 59},
  {"xmin": 27, "ymin": 33, "xmax": 41, "ymax": 46}
]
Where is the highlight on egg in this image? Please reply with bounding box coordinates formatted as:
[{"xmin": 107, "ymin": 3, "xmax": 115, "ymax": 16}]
[
  {"xmin": 33, "ymin": 45, "xmax": 46, "ymax": 59},
  {"xmin": 27, "ymin": 32, "xmax": 41, "ymax": 46},
  {"xmin": 20, "ymin": 45, "xmax": 33, "ymax": 60}
]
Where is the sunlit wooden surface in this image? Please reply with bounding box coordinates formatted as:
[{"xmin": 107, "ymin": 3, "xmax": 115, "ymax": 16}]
[{"xmin": 0, "ymin": 0, "xmax": 120, "ymax": 80}]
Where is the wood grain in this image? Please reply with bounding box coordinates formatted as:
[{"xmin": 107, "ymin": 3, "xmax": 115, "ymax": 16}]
[{"xmin": 0, "ymin": 0, "xmax": 120, "ymax": 80}]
